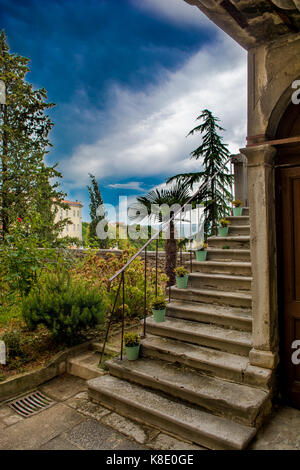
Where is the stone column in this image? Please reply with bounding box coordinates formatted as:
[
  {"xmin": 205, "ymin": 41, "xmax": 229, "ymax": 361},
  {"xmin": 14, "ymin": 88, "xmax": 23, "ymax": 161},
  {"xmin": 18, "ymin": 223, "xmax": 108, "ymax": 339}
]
[
  {"xmin": 240, "ymin": 144, "xmax": 279, "ymax": 370},
  {"xmin": 231, "ymin": 154, "xmax": 248, "ymax": 206}
]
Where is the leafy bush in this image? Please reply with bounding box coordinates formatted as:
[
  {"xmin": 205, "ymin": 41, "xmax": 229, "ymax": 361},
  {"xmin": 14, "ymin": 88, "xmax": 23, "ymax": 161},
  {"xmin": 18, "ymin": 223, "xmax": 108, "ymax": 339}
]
[
  {"xmin": 151, "ymin": 296, "xmax": 167, "ymax": 310},
  {"xmin": 22, "ymin": 270, "xmax": 105, "ymax": 344},
  {"xmin": 174, "ymin": 266, "xmax": 188, "ymax": 277},
  {"xmin": 124, "ymin": 332, "xmax": 140, "ymax": 347},
  {"xmin": 0, "ymin": 212, "xmax": 70, "ymax": 297},
  {"xmin": 73, "ymin": 248, "xmax": 168, "ymax": 321},
  {"xmin": 218, "ymin": 218, "xmax": 230, "ymax": 227},
  {"xmin": 2, "ymin": 328, "xmax": 24, "ymax": 358}
]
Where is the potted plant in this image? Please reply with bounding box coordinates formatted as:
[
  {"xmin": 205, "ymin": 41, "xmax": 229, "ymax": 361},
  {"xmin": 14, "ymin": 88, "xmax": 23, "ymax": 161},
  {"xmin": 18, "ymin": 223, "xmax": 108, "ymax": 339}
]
[
  {"xmin": 124, "ymin": 332, "xmax": 140, "ymax": 361},
  {"xmin": 232, "ymin": 199, "xmax": 243, "ymax": 216},
  {"xmin": 195, "ymin": 242, "xmax": 208, "ymax": 262},
  {"xmin": 174, "ymin": 266, "xmax": 189, "ymax": 289},
  {"xmin": 218, "ymin": 218, "xmax": 230, "ymax": 237},
  {"xmin": 151, "ymin": 296, "xmax": 167, "ymax": 323}
]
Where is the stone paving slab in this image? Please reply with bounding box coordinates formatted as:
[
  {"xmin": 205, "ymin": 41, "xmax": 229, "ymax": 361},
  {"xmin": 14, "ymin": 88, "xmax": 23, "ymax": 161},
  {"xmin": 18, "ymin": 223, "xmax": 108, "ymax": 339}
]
[
  {"xmin": 66, "ymin": 391, "xmax": 111, "ymax": 420},
  {"xmin": 0, "ymin": 403, "xmax": 85, "ymax": 450},
  {"xmin": 40, "ymin": 374, "xmax": 87, "ymax": 401},
  {"xmin": 63, "ymin": 418, "xmax": 146, "ymax": 450},
  {"xmin": 148, "ymin": 433, "xmax": 205, "ymax": 451},
  {"xmin": 102, "ymin": 412, "xmax": 160, "ymax": 445},
  {"xmin": 39, "ymin": 436, "xmax": 81, "ymax": 450}
]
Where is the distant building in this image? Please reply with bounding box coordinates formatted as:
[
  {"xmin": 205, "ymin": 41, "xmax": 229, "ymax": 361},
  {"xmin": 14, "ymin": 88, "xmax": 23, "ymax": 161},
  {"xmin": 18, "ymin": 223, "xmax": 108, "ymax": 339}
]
[{"xmin": 54, "ymin": 199, "xmax": 83, "ymax": 241}]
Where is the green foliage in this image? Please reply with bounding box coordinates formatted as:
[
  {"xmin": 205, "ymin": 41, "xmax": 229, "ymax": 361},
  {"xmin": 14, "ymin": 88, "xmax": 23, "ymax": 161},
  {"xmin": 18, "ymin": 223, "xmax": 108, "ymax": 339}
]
[
  {"xmin": 87, "ymin": 174, "xmax": 109, "ymax": 248},
  {"xmin": 124, "ymin": 332, "xmax": 140, "ymax": 347},
  {"xmin": 22, "ymin": 270, "xmax": 106, "ymax": 344},
  {"xmin": 0, "ymin": 30, "xmax": 67, "ymax": 239},
  {"xmin": 174, "ymin": 266, "xmax": 188, "ymax": 277},
  {"xmin": 167, "ymin": 109, "xmax": 233, "ymax": 237},
  {"xmin": 0, "ymin": 211, "xmax": 68, "ymax": 296},
  {"xmin": 2, "ymin": 328, "xmax": 23, "ymax": 358},
  {"xmin": 73, "ymin": 248, "xmax": 167, "ymax": 321},
  {"xmin": 218, "ymin": 218, "xmax": 230, "ymax": 227},
  {"xmin": 151, "ymin": 296, "xmax": 167, "ymax": 310}
]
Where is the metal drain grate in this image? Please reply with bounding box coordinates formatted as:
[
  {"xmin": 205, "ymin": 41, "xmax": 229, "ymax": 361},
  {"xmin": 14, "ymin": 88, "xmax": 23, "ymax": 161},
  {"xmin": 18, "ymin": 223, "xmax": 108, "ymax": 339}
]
[{"xmin": 8, "ymin": 391, "xmax": 55, "ymax": 418}]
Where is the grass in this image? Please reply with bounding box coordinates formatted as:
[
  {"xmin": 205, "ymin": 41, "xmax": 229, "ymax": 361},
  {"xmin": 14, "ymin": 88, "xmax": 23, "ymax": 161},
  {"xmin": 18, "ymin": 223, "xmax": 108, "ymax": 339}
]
[{"xmin": 0, "ymin": 303, "xmax": 22, "ymax": 328}]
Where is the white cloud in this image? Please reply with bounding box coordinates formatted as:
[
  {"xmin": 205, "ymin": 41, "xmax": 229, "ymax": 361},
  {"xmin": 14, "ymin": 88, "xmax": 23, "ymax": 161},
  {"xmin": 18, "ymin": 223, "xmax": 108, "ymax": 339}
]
[
  {"xmin": 130, "ymin": 0, "xmax": 215, "ymax": 29},
  {"xmin": 108, "ymin": 181, "xmax": 145, "ymax": 191},
  {"xmin": 63, "ymin": 34, "xmax": 247, "ymax": 189}
]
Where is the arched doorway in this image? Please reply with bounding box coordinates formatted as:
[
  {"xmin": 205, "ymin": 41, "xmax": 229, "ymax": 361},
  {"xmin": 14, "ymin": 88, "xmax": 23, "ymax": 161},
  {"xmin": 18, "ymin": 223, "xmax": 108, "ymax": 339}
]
[{"xmin": 275, "ymin": 102, "xmax": 300, "ymax": 409}]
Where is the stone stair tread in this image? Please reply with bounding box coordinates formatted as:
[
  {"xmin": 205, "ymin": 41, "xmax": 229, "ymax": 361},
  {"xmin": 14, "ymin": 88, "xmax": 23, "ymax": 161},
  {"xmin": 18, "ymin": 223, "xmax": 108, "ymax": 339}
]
[
  {"xmin": 171, "ymin": 286, "xmax": 252, "ymax": 300},
  {"xmin": 146, "ymin": 316, "xmax": 252, "ymax": 347},
  {"xmin": 209, "ymin": 236, "xmax": 250, "ymax": 241},
  {"xmin": 141, "ymin": 336, "xmax": 272, "ymax": 390},
  {"xmin": 142, "ymin": 335, "xmax": 249, "ymax": 369},
  {"xmin": 88, "ymin": 374, "xmax": 257, "ymax": 450},
  {"xmin": 191, "ymin": 261, "xmax": 252, "ymax": 268},
  {"xmin": 107, "ymin": 357, "xmax": 269, "ymax": 423},
  {"xmin": 207, "ymin": 248, "xmax": 250, "ymax": 253},
  {"xmin": 189, "ymin": 272, "xmax": 253, "ymax": 282},
  {"xmin": 168, "ymin": 300, "xmax": 252, "ymax": 320}
]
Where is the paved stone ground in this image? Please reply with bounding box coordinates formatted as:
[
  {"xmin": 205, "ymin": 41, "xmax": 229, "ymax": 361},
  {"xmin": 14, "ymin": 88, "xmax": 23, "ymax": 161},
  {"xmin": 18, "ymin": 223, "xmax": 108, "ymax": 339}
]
[{"xmin": 0, "ymin": 374, "xmax": 299, "ymax": 450}]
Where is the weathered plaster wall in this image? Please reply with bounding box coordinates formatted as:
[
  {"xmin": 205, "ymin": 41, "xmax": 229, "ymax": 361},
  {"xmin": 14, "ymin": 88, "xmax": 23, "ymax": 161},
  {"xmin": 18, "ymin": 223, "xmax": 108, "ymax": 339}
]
[{"xmin": 248, "ymin": 32, "xmax": 300, "ymax": 139}]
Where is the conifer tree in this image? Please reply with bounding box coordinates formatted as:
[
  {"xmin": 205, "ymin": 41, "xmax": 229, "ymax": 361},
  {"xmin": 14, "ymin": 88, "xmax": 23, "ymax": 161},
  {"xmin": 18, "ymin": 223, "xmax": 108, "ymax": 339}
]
[
  {"xmin": 167, "ymin": 109, "xmax": 232, "ymax": 237},
  {"xmin": 0, "ymin": 30, "xmax": 67, "ymax": 240},
  {"xmin": 87, "ymin": 173, "xmax": 108, "ymax": 248}
]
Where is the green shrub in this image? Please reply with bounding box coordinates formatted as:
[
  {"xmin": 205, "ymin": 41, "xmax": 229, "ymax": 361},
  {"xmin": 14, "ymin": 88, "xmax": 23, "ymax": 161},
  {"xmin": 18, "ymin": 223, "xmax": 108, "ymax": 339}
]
[
  {"xmin": 1, "ymin": 328, "xmax": 24, "ymax": 358},
  {"xmin": 22, "ymin": 270, "xmax": 105, "ymax": 344},
  {"xmin": 124, "ymin": 332, "xmax": 140, "ymax": 347}
]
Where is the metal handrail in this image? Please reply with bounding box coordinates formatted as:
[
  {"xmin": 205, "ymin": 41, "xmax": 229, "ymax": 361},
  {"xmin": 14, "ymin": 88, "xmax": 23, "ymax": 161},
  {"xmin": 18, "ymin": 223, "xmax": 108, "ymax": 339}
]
[{"xmin": 99, "ymin": 158, "xmax": 232, "ymax": 364}]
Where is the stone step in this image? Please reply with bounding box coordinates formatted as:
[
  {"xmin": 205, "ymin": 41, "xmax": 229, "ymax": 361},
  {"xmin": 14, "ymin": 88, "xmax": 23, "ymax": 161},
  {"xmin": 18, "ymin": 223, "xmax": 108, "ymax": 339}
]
[
  {"xmin": 188, "ymin": 272, "xmax": 252, "ymax": 292},
  {"xmin": 88, "ymin": 375, "xmax": 257, "ymax": 450},
  {"xmin": 170, "ymin": 286, "xmax": 252, "ymax": 308},
  {"xmin": 166, "ymin": 301, "xmax": 252, "ymax": 331},
  {"xmin": 227, "ymin": 216, "xmax": 249, "ymax": 226},
  {"xmin": 229, "ymin": 225, "xmax": 250, "ymax": 236},
  {"xmin": 146, "ymin": 316, "xmax": 252, "ymax": 356},
  {"xmin": 141, "ymin": 336, "xmax": 272, "ymax": 390},
  {"xmin": 67, "ymin": 351, "xmax": 103, "ymax": 380},
  {"xmin": 189, "ymin": 260, "xmax": 252, "ymax": 276},
  {"xmin": 208, "ymin": 236, "xmax": 250, "ymax": 250},
  {"xmin": 107, "ymin": 358, "xmax": 270, "ymax": 427},
  {"xmin": 206, "ymin": 248, "xmax": 251, "ymax": 262}
]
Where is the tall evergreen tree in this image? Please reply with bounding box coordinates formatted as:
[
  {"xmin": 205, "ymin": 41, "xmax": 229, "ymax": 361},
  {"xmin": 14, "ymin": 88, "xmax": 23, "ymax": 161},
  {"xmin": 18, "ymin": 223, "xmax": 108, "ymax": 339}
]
[
  {"xmin": 0, "ymin": 30, "xmax": 67, "ymax": 240},
  {"xmin": 87, "ymin": 173, "xmax": 108, "ymax": 248},
  {"xmin": 167, "ymin": 109, "xmax": 233, "ymax": 238}
]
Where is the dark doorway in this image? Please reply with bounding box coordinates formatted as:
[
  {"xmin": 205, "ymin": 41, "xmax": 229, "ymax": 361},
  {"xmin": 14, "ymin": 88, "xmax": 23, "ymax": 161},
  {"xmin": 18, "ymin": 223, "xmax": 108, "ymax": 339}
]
[{"xmin": 276, "ymin": 102, "xmax": 300, "ymax": 409}]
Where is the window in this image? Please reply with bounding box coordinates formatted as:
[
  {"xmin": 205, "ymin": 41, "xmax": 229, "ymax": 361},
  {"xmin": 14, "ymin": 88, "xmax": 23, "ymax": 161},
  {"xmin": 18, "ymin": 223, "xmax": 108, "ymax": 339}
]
[
  {"xmin": 66, "ymin": 210, "xmax": 68, "ymax": 216},
  {"xmin": 73, "ymin": 210, "xmax": 75, "ymax": 217},
  {"xmin": 73, "ymin": 224, "xmax": 75, "ymax": 232},
  {"xmin": 77, "ymin": 224, "xmax": 79, "ymax": 232},
  {"xmin": 77, "ymin": 210, "xmax": 79, "ymax": 217},
  {"xmin": 66, "ymin": 224, "xmax": 68, "ymax": 232}
]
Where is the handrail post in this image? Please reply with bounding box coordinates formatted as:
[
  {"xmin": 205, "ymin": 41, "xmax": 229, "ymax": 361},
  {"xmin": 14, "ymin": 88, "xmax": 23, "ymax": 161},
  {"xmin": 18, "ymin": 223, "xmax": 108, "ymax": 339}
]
[
  {"xmin": 120, "ymin": 271, "xmax": 125, "ymax": 360},
  {"xmin": 155, "ymin": 238, "xmax": 158, "ymax": 298},
  {"xmin": 143, "ymin": 246, "xmax": 147, "ymax": 337}
]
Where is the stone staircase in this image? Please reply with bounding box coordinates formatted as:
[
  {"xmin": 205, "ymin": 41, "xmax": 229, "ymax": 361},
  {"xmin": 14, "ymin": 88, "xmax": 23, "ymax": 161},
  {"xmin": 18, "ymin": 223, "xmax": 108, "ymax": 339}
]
[{"xmin": 88, "ymin": 208, "xmax": 273, "ymax": 450}]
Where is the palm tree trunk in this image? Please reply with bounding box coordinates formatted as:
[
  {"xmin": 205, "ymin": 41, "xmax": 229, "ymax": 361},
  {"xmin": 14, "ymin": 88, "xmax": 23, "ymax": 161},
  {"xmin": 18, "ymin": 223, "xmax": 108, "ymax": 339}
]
[{"xmin": 165, "ymin": 219, "xmax": 177, "ymax": 287}]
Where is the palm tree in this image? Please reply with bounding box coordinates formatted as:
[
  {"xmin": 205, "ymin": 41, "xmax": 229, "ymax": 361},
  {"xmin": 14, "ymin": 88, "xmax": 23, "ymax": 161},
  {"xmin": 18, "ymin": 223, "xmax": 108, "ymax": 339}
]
[
  {"xmin": 167, "ymin": 109, "xmax": 233, "ymax": 238},
  {"xmin": 132, "ymin": 184, "xmax": 190, "ymax": 286}
]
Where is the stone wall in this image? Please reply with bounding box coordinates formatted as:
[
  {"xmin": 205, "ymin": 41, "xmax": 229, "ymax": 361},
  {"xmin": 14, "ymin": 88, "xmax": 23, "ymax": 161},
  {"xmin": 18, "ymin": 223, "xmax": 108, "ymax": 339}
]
[{"xmin": 68, "ymin": 249, "xmax": 190, "ymax": 272}]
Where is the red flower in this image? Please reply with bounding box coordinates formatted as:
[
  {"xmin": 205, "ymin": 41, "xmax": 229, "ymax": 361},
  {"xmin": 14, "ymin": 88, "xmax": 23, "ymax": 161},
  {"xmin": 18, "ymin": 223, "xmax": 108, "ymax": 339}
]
[{"xmin": 17, "ymin": 217, "xmax": 22, "ymax": 223}]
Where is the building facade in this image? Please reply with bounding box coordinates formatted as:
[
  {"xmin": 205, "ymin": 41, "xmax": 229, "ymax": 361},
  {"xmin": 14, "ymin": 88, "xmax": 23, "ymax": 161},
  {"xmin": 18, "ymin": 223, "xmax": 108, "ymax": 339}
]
[{"xmin": 54, "ymin": 199, "xmax": 83, "ymax": 241}]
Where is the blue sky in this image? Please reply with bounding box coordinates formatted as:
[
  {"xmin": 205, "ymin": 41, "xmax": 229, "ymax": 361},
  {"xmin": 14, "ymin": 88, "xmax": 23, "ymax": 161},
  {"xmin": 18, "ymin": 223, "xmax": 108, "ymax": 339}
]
[{"xmin": 1, "ymin": 0, "xmax": 247, "ymax": 221}]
